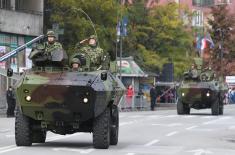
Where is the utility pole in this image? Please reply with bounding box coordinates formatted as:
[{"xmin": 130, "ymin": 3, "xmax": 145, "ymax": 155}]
[{"xmin": 119, "ymin": 0, "xmax": 123, "ymax": 81}]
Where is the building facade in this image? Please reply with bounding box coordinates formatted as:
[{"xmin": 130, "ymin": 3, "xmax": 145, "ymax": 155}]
[
  {"xmin": 0, "ymin": 0, "xmax": 44, "ymax": 109},
  {"xmin": 124, "ymin": 0, "xmax": 235, "ymax": 27}
]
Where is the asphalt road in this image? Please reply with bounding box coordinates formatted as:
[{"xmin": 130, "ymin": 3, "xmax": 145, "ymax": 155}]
[{"xmin": 1, "ymin": 105, "xmax": 235, "ymax": 155}]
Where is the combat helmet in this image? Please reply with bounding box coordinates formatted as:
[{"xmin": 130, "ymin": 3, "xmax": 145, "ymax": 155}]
[
  {"xmin": 47, "ymin": 31, "xmax": 56, "ymax": 38},
  {"xmin": 71, "ymin": 58, "xmax": 81, "ymax": 65}
]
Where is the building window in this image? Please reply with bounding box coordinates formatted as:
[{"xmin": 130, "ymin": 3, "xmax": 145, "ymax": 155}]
[
  {"xmin": 192, "ymin": 10, "xmax": 204, "ymax": 27},
  {"xmin": 0, "ymin": 0, "xmax": 11, "ymax": 10},
  {"xmin": 193, "ymin": 0, "xmax": 215, "ymax": 7},
  {"xmin": 216, "ymin": 0, "xmax": 232, "ymax": 5}
]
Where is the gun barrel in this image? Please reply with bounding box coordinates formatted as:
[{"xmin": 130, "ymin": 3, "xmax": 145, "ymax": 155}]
[{"xmin": 0, "ymin": 35, "xmax": 44, "ymax": 62}]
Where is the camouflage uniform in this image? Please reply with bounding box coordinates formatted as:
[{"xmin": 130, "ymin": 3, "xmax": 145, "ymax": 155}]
[
  {"xmin": 44, "ymin": 31, "xmax": 63, "ymax": 53},
  {"xmin": 29, "ymin": 31, "xmax": 67, "ymax": 67},
  {"xmin": 76, "ymin": 35, "xmax": 110, "ymax": 70}
]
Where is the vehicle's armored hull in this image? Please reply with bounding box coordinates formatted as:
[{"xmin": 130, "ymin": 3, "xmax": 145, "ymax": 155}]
[
  {"xmin": 15, "ymin": 69, "xmax": 125, "ymax": 135},
  {"xmin": 178, "ymin": 81, "xmax": 227, "ymax": 115},
  {"xmin": 180, "ymin": 82, "xmax": 219, "ymax": 109}
]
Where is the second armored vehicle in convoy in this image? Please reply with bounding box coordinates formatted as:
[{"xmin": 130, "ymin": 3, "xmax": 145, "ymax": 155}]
[
  {"xmin": 177, "ymin": 58, "xmax": 227, "ymax": 115},
  {"xmin": 7, "ymin": 36, "xmax": 125, "ymax": 149}
]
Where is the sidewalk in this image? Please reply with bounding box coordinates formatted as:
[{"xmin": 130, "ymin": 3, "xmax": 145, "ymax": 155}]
[{"xmin": 0, "ymin": 108, "xmax": 6, "ymax": 117}]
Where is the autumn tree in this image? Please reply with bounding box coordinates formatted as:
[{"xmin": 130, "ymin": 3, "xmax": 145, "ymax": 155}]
[{"xmin": 208, "ymin": 5, "xmax": 235, "ymax": 76}]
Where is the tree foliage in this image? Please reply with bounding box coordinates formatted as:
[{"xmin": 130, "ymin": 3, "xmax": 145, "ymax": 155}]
[
  {"xmin": 208, "ymin": 5, "xmax": 235, "ymax": 76},
  {"xmin": 45, "ymin": 0, "xmax": 194, "ymax": 77}
]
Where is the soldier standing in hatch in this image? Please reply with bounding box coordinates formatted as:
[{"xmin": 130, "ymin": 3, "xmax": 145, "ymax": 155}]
[
  {"xmin": 76, "ymin": 35, "xmax": 109, "ymax": 70},
  {"xmin": 45, "ymin": 31, "xmax": 63, "ymax": 53},
  {"xmin": 6, "ymin": 86, "xmax": 16, "ymax": 117}
]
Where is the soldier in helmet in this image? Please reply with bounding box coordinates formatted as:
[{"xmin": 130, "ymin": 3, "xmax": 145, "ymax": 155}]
[
  {"xmin": 75, "ymin": 35, "xmax": 110, "ymax": 71},
  {"xmin": 71, "ymin": 58, "xmax": 81, "ymax": 71},
  {"xmin": 29, "ymin": 31, "xmax": 67, "ymax": 67},
  {"xmin": 45, "ymin": 31, "xmax": 63, "ymax": 53}
]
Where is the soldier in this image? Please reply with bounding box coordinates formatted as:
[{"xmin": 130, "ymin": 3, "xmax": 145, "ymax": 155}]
[
  {"xmin": 76, "ymin": 35, "xmax": 109, "ymax": 70},
  {"xmin": 45, "ymin": 31, "xmax": 63, "ymax": 53},
  {"xmin": 190, "ymin": 63, "xmax": 198, "ymax": 79},
  {"xmin": 71, "ymin": 58, "xmax": 81, "ymax": 71},
  {"xmin": 29, "ymin": 31, "xmax": 67, "ymax": 66},
  {"xmin": 6, "ymin": 86, "xmax": 16, "ymax": 117}
]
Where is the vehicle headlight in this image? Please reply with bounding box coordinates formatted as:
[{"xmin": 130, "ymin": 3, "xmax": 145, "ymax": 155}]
[
  {"xmin": 83, "ymin": 98, "xmax": 88, "ymax": 103},
  {"xmin": 206, "ymin": 92, "xmax": 210, "ymax": 97},
  {"xmin": 182, "ymin": 93, "xmax": 185, "ymax": 97},
  {"xmin": 25, "ymin": 96, "xmax": 31, "ymax": 102}
]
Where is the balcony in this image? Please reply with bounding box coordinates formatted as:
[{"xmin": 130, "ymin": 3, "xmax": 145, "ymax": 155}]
[
  {"xmin": 0, "ymin": 9, "xmax": 43, "ymax": 36},
  {"xmin": 193, "ymin": 0, "xmax": 215, "ymax": 7}
]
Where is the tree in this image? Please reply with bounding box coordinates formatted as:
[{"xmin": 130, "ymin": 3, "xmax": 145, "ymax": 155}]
[
  {"xmin": 123, "ymin": 2, "xmax": 194, "ymax": 77},
  {"xmin": 208, "ymin": 5, "xmax": 235, "ymax": 76},
  {"xmin": 46, "ymin": 0, "xmax": 119, "ymax": 59}
]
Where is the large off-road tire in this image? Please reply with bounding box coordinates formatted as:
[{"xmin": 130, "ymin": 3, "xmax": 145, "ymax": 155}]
[
  {"xmin": 211, "ymin": 98, "xmax": 220, "ymax": 115},
  {"xmin": 15, "ymin": 108, "xmax": 32, "ymax": 146},
  {"xmin": 219, "ymin": 104, "xmax": 224, "ymax": 115},
  {"xmin": 32, "ymin": 130, "xmax": 47, "ymax": 143},
  {"xmin": 93, "ymin": 108, "xmax": 110, "ymax": 149},
  {"xmin": 219, "ymin": 98, "xmax": 224, "ymax": 115},
  {"xmin": 177, "ymin": 99, "xmax": 190, "ymax": 115},
  {"xmin": 110, "ymin": 105, "xmax": 119, "ymax": 145}
]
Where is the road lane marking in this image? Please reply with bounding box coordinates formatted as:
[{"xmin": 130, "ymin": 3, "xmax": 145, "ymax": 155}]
[
  {"xmin": 0, "ymin": 147, "xmax": 21, "ymax": 154},
  {"xmin": 0, "ymin": 133, "xmax": 84, "ymax": 154},
  {"xmin": 126, "ymin": 153, "xmax": 135, "ymax": 155},
  {"xmin": 152, "ymin": 123, "xmax": 182, "ymax": 127},
  {"xmin": 53, "ymin": 148, "xmax": 94, "ymax": 154},
  {"xmin": 203, "ymin": 116, "xmax": 231, "ymax": 125},
  {"xmin": 186, "ymin": 126, "xmax": 198, "ymax": 130},
  {"xmin": 144, "ymin": 139, "xmax": 160, "ymax": 147},
  {"xmin": 0, "ymin": 145, "xmax": 15, "ymax": 151},
  {"xmin": 166, "ymin": 131, "xmax": 179, "ymax": 137},
  {"xmin": 186, "ymin": 149, "xmax": 213, "ymax": 155},
  {"xmin": 0, "ymin": 129, "xmax": 10, "ymax": 133},
  {"xmin": 5, "ymin": 135, "xmax": 14, "ymax": 138}
]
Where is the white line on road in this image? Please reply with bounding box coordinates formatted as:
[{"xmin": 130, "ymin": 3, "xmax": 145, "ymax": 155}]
[
  {"xmin": 5, "ymin": 135, "xmax": 15, "ymax": 138},
  {"xmin": 144, "ymin": 139, "xmax": 160, "ymax": 147},
  {"xmin": 203, "ymin": 116, "xmax": 231, "ymax": 125},
  {"xmin": 0, "ymin": 129, "xmax": 10, "ymax": 133},
  {"xmin": 0, "ymin": 133, "xmax": 84, "ymax": 154},
  {"xmin": 53, "ymin": 148, "xmax": 94, "ymax": 154},
  {"xmin": 120, "ymin": 121, "xmax": 135, "ymax": 127},
  {"xmin": 166, "ymin": 131, "xmax": 179, "ymax": 137},
  {"xmin": 186, "ymin": 126, "xmax": 198, "ymax": 130},
  {"xmin": 0, "ymin": 145, "xmax": 16, "ymax": 151},
  {"xmin": 152, "ymin": 123, "xmax": 182, "ymax": 127},
  {"xmin": 126, "ymin": 153, "xmax": 135, "ymax": 155}
]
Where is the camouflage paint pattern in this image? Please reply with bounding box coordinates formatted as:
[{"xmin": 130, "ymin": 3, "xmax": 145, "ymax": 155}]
[
  {"xmin": 15, "ymin": 68, "xmax": 125, "ymax": 132},
  {"xmin": 178, "ymin": 58, "xmax": 228, "ymax": 110}
]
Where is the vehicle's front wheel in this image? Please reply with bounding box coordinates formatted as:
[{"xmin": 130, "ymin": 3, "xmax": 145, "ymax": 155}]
[
  {"xmin": 110, "ymin": 105, "xmax": 119, "ymax": 145},
  {"xmin": 32, "ymin": 130, "xmax": 47, "ymax": 143},
  {"xmin": 15, "ymin": 107, "xmax": 32, "ymax": 146},
  {"xmin": 211, "ymin": 98, "xmax": 220, "ymax": 115},
  {"xmin": 219, "ymin": 98, "xmax": 224, "ymax": 115},
  {"xmin": 93, "ymin": 108, "xmax": 110, "ymax": 149},
  {"xmin": 177, "ymin": 99, "xmax": 190, "ymax": 115}
]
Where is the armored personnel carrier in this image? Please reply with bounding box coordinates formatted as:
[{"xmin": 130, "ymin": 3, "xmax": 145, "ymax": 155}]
[
  {"xmin": 177, "ymin": 58, "xmax": 227, "ymax": 115},
  {"xmin": 7, "ymin": 44, "xmax": 125, "ymax": 149}
]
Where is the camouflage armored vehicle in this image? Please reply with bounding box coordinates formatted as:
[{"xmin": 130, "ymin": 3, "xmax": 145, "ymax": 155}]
[
  {"xmin": 7, "ymin": 43, "xmax": 125, "ymax": 149},
  {"xmin": 177, "ymin": 58, "xmax": 227, "ymax": 115}
]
